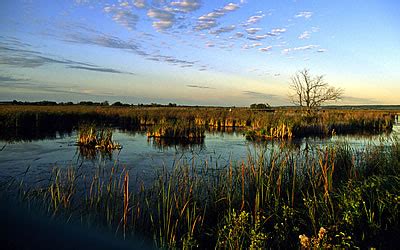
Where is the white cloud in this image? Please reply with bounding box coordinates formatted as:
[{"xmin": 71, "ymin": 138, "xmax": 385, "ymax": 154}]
[
  {"xmin": 199, "ymin": 10, "xmax": 225, "ymax": 20},
  {"xmin": 74, "ymin": 0, "xmax": 90, "ymax": 4},
  {"xmin": 195, "ymin": 20, "xmax": 218, "ymax": 30},
  {"xmin": 298, "ymin": 27, "xmax": 319, "ymax": 40},
  {"xmin": 133, "ymin": 0, "xmax": 146, "ymax": 9},
  {"xmin": 259, "ymin": 46, "xmax": 272, "ymax": 52},
  {"xmin": 245, "ymin": 14, "xmax": 264, "ymax": 25},
  {"xmin": 236, "ymin": 32, "xmax": 244, "ymax": 38},
  {"xmin": 248, "ymin": 34, "xmax": 269, "ymax": 40},
  {"xmin": 247, "ymin": 33, "xmax": 278, "ymax": 40},
  {"xmin": 103, "ymin": 5, "xmax": 139, "ymax": 31},
  {"xmin": 104, "ymin": 6, "xmax": 113, "ymax": 13},
  {"xmin": 295, "ymin": 45, "xmax": 317, "ymax": 50},
  {"xmin": 147, "ymin": 9, "xmax": 175, "ymax": 30},
  {"xmin": 271, "ymin": 28, "xmax": 286, "ymax": 35},
  {"xmin": 170, "ymin": 0, "xmax": 201, "ymax": 13},
  {"xmin": 113, "ymin": 11, "xmax": 138, "ymax": 30},
  {"xmin": 282, "ymin": 45, "xmax": 318, "ymax": 54},
  {"xmin": 119, "ymin": 1, "xmax": 129, "ymax": 7},
  {"xmin": 219, "ymin": 43, "xmax": 234, "ymax": 49},
  {"xmin": 242, "ymin": 43, "xmax": 262, "ymax": 49},
  {"xmin": 295, "ymin": 11, "xmax": 313, "ymax": 19},
  {"xmin": 205, "ymin": 42, "xmax": 215, "ymax": 47},
  {"xmin": 147, "ymin": 9, "xmax": 173, "ymax": 20},
  {"xmin": 311, "ymin": 27, "xmax": 320, "ymax": 32},
  {"xmin": 195, "ymin": 11, "xmax": 223, "ymax": 30},
  {"xmin": 298, "ymin": 31, "xmax": 310, "ymax": 39},
  {"xmin": 246, "ymin": 28, "xmax": 261, "ymax": 34},
  {"xmin": 195, "ymin": 2, "xmax": 240, "ymax": 31},
  {"xmin": 210, "ymin": 25, "xmax": 236, "ymax": 35},
  {"xmin": 153, "ymin": 20, "xmax": 174, "ymax": 30},
  {"xmin": 223, "ymin": 3, "xmax": 239, "ymax": 12}
]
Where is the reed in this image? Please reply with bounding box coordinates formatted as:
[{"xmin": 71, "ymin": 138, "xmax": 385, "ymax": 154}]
[
  {"xmin": 2, "ymin": 137, "xmax": 400, "ymax": 249},
  {"xmin": 1, "ymin": 105, "xmax": 396, "ymax": 141},
  {"xmin": 146, "ymin": 119, "xmax": 205, "ymax": 140},
  {"xmin": 247, "ymin": 110, "xmax": 394, "ymax": 140},
  {"xmin": 77, "ymin": 125, "xmax": 121, "ymax": 150}
]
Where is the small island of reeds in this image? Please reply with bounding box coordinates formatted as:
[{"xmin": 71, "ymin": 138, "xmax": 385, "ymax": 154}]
[
  {"xmin": 77, "ymin": 124, "xmax": 122, "ymax": 151},
  {"xmin": 146, "ymin": 119, "xmax": 205, "ymax": 141}
]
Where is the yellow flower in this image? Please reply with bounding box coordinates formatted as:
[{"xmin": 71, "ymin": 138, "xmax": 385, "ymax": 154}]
[{"xmin": 299, "ymin": 234, "xmax": 310, "ymax": 248}]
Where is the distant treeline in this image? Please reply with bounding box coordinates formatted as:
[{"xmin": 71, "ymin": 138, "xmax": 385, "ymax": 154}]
[
  {"xmin": 0, "ymin": 100, "xmax": 183, "ymax": 107},
  {"xmin": 249, "ymin": 103, "xmax": 272, "ymax": 110},
  {"xmin": 2, "ymin": 100, "xmax": 399, "ymax": 110}
]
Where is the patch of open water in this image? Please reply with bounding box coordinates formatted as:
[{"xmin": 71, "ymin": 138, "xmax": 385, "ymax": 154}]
[{"xmin": 0, "ymin": 125, "xmax": 398, "ymax": 184}]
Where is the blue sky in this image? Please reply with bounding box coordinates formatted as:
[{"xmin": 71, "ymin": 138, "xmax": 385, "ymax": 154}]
[{"xmin": 0, "ymin": 0, "xmax": 399, "ymax": 106}]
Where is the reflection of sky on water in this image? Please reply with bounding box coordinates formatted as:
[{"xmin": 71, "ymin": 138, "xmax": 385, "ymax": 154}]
[{"xmin": 0, "ymin": 126, "xmax": 399, "ymax": 185}]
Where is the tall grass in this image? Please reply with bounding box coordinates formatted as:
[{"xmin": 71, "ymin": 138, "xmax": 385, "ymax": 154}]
[
  {"xmin": 3, "ymin": 137, "xmax": 399, "ymax": 248},
  {"xmin": 247, "ymin": 109, "xmax": 394, "ymax": 139},
  {"xmin": 146, "ymin": 119, "xmax": 205, "ymax": 140},
  {"xmin": 77, "ymin": 124, "xmax": 121, "ymax": 151},
  {"xmin": 0, "ymin": 105, "xmax": 396, "ymax": 141}
]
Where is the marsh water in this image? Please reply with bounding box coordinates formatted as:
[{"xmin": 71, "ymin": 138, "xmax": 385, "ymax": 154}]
[{"xmin": 1, "ymin": 125, "xmax": 399, "ymax": 184}]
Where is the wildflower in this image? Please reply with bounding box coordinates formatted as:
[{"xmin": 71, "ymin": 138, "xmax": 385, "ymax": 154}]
[
  {"xmin": 318, "ymin": 227, "xmax": 327, "ymax": 240},
  {"xmin": 299, "ymin": 234, "xmax": 310, "ymax": 248}
]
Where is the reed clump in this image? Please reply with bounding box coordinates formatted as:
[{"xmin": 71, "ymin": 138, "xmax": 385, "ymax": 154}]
[
  {"xmin": 146, "ymin": 119, "xmax": 205, "ymax": 140},
  {"xmin": 77, "ymin": 125, "xmax": 121, "ymax": 150},
  {"xmin": 247, "ymin": 110, "xmax": 394, "ymax": 140},
  {"xmin": 246, "ymin": 122, "xmax": 293, "ymax": 139}
]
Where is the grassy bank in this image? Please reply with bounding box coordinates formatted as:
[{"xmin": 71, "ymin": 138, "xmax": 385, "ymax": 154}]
[
  {"xmin": 0, "ymin": 105, "xmax": 396, "ymax": 141},
  {"xmin": 3, "ymin": 138, "xmax": 399, "ymax": 249}
]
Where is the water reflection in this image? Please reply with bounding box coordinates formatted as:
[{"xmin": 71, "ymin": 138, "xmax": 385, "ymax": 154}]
[
  {"xmin": 0, "ymin": 125, "xmax": 398, "ymax": 187},
  {"xmin": 1, "ymin": 127, "xmax": 73, "ymax": 142},
  {"xmin": 247, "ymin": 136, "xmax": 305, "ymax": 150},
  {"xmin": 3, "ymin": 123, "xmax": 397, "ymax": 145},
  {"xmin": 208, "ymin": 126, "xmax": 239, "ymax": 134},
  {"xmin": 77, "ymin": 146, "xmax": 116, "ymax": 160},
  {"xmin": 148, "ymin": 137, "xmax": 205, "ymax": 151}
]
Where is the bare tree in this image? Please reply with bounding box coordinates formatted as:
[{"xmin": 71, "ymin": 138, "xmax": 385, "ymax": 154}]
[{"xmin": 289, "ymin": 69, "xmax": 343, "ymax": 111}]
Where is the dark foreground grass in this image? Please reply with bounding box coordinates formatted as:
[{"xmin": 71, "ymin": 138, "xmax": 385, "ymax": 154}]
[{"xmin": 1, "ymin": 137, "xmax": 399, "ymax": 249}]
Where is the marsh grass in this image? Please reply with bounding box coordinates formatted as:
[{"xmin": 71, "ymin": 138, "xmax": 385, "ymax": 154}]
[
  {"xmin": 247, "ymin": 109, "xmax": 394, "ymax": 139},
  {"xmin": 77, "ymin": 125, "xmax": 121, "ymax": 155},
  {"xmin": 3, "ymin": 136, "xmax": 399, "ymax": 249},
  {"xmin": 146, "ymin": 119, "xmax": 205, "ymax": 140},
  {"xmin": 0, "ymin": 105, "xmax": 396, "ymax": 141}
]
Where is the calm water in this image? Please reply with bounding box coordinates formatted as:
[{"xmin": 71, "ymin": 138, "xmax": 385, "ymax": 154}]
[{"xmin": 1, "ymin": 125, "xmax": 399, "ymax": 184}]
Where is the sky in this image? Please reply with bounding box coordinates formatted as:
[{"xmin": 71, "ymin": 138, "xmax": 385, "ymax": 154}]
[{"xmin": 0, "ymin": 0, "xmax": 399, "ymax": 106}]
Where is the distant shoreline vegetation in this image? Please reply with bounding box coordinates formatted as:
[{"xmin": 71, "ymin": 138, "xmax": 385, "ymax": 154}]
[
  {"xmin": 0, "ymin": 102, "xmax": 397, "ymax": 141},
  {"xmin": 1, "ymin": 100, "xmax": 400, "ymax": 110}
]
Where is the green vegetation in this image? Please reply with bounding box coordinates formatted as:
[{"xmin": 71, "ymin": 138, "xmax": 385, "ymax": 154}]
[
  {"xmin": 3, "ymin": 138, "xmax": 399, "ymax": 248},
  {"xmin": 249, "ymin": 103, "xmax": 271, "ymax": 110}
]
